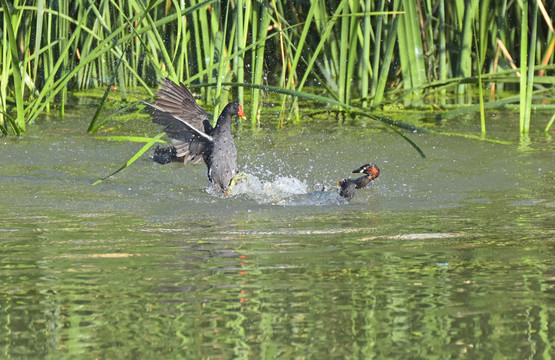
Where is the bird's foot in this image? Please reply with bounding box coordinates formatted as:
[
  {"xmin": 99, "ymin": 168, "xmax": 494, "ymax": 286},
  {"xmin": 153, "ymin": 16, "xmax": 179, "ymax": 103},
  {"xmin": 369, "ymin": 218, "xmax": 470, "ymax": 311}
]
[{"xmin": 226, "ymin": 172, "xmax": 251, "ymax": 195}]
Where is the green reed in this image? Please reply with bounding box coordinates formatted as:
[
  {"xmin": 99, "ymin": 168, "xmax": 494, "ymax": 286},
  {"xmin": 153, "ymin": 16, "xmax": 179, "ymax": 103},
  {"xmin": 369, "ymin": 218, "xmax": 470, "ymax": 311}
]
[
  {"xmin": 1, "ymin": 0, "xmax": 553, "ymax": 139},
  {"xmin": 520, "ymin": 0, "xmax": 538, "ymax": 135},
  {"xmin": 397, "ymin": 0, "xmax": 426, "ymax": 100}
]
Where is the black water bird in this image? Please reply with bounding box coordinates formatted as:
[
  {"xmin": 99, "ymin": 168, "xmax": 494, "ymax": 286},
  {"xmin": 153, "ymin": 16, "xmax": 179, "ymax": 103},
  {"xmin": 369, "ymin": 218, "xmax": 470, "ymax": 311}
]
[{"xmin": 143, "ymin": 78, "xmax": 247, "ymax": 192}]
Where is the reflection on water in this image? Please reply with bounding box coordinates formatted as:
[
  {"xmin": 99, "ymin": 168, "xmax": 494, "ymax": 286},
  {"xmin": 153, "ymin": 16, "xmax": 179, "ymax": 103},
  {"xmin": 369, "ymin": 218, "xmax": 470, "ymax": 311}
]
[{"xmin": 0, "ymin": 111, "xmax": 554, "ymax": 358}]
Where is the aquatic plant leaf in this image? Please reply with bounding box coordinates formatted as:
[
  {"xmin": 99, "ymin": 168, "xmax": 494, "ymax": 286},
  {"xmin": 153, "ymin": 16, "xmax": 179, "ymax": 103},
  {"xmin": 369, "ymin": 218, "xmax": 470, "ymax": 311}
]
[{"xmin": 92, "ymin": 133, "xmax": 165, "ymax": 185}]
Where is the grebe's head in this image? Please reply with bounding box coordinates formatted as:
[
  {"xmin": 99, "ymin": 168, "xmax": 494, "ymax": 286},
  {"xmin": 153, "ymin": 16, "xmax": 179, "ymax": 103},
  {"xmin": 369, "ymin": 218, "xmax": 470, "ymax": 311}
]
[{"xmin": 353, "ymin": 163, "xmax": 380, "ymax": 180}]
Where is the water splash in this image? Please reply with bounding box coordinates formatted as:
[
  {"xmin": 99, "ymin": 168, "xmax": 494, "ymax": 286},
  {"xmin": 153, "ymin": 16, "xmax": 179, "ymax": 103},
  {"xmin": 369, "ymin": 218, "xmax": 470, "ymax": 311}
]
[{"xmin": 229, "ymin": 173, "xmax": 347, "ymax": 206}]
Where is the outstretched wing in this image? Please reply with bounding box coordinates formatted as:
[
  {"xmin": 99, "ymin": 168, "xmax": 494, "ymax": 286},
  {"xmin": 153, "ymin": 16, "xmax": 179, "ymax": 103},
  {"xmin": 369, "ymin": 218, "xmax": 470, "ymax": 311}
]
[{"xmin": 143, "ymin": 78, "xmax": 213, "ymax": 164}]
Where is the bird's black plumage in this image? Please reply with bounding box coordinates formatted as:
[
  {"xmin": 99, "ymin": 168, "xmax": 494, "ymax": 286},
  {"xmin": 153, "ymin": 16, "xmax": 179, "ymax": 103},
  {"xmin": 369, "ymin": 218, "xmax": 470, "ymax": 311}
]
[{"xmin": 143, "ymin": 78, "xmax": 246, "ymax": 192}]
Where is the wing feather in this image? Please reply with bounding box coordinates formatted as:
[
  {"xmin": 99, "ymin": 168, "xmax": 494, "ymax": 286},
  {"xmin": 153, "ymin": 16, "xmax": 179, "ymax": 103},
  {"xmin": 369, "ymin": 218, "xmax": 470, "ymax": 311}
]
[{"xmin": 143, "ymin": 78, "xmax": 213, "ymax": 162}]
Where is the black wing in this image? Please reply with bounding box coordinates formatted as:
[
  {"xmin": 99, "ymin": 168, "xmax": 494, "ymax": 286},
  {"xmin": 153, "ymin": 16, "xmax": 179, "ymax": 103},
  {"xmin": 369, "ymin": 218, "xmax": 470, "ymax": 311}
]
[{"xmin": 143, "ymin": 78, "xmax": 213, "ymax": 164}]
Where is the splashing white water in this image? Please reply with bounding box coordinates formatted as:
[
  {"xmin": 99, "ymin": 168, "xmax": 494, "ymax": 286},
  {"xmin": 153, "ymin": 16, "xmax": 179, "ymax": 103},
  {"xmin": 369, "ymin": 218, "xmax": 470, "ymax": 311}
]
[{"xmin": 229, "ymin": 173, "xmax": 346, "ymax": 206}]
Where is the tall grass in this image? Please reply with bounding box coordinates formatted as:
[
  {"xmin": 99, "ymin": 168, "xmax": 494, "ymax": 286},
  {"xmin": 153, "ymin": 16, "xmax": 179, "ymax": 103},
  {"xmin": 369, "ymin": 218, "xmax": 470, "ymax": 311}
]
[
  {"xmin": 520, "ymin": 0, "xmax": 538, "ymax": 135},
  {"xmin": 1, "ymin": 0, "xmax": 554, "ymax": 138}
]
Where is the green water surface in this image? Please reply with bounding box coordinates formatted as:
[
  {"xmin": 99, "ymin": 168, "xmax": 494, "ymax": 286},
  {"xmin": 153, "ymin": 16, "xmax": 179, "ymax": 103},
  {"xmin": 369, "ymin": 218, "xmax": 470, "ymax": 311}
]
[{"xmin": 1, "ymin": 109, "xmax": 554, "ymax": 359}]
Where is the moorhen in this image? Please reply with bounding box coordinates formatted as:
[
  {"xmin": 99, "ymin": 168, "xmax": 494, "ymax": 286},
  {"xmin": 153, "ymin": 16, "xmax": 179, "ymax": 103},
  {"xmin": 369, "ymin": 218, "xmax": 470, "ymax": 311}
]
[
  {"xmin": 338, "ymin": 163, "xmax": 380, "ymax": 200},
  {"xmin": 152, "ymin": 145, "xmax": 181, "ymax": 164},
  {"xmin": 143, "ymin": 78, "xmax": 246, "ymax": 192}
]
